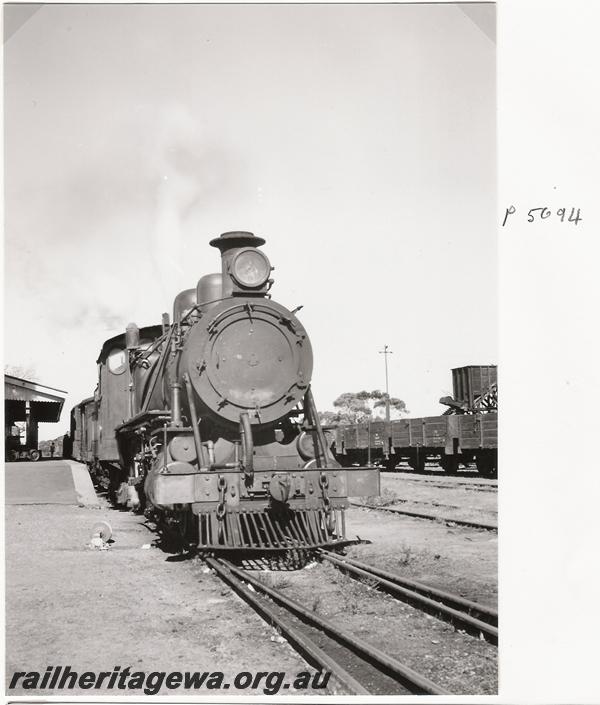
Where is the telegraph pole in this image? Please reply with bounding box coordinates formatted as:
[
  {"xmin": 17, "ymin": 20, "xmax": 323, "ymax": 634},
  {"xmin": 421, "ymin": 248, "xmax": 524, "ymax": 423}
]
[{"xmin": 378, "ymin": 344, "xmax": 393, "ymax": 422}]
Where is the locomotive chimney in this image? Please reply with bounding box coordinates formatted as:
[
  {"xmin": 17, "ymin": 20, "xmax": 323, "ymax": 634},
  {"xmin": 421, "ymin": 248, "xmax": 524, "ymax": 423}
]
[{"xmin": 209, "ymin": 231, "xmax": 267, "ymax": 297}]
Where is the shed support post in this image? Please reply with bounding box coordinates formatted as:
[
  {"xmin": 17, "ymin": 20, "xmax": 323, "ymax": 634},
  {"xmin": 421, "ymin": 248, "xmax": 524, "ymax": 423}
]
[{"xmin": 25, "ymin": 401, "xmax": 38, "ymax": 450}]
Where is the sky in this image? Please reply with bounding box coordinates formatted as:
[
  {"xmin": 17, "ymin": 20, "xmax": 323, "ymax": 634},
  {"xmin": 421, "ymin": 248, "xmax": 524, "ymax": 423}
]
[{"xmin": 4, "ymin": 3, "xmax": 496, "ymax": 440}]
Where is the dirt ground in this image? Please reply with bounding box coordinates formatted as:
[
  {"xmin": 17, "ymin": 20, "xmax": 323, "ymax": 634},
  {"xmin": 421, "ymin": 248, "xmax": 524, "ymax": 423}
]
[
  {"xmin": 6, "ymin": 475, "xmax": 497, "ymax": 696},
  {"xmin": 345, "ymin": 505, "xmax": 497, "ymax": 605},
  {"xmin": 373, "ymin": 473, "xmax": 498, "ymax": 528},
  {"xmin": 252, "ymin": 500, "xmax": 498, "ymax": 695},
  {"xmin": 5, "ymin": 502, "xmax": 322, "ymax": 696}
]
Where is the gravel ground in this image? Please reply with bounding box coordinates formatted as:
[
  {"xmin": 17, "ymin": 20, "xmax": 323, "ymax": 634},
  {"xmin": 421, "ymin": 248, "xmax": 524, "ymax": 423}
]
[
  {"xmin": 371, "ymin": 473, "xmax": 498, "ymax": 527},
  {"xmin": 6, "ymin": 474, "xmax": 497, "ymax": 696},
  {"xmin": 343, "ymin": 505, "xmax": 497, "ymax": 610},
  {"xmin": 254, "ymin": 560, "xmax": 497, "ymax": 695},
  {"xmin": 5, "ymin": 502, "xmax": 323, "ymax": 696}
]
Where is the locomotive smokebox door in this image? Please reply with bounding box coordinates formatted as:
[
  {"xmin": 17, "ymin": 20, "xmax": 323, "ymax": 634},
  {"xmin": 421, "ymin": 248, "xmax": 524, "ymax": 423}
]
[{"xmin": 181, "ymin": 298, "xmax": 313, "ymax": 427}]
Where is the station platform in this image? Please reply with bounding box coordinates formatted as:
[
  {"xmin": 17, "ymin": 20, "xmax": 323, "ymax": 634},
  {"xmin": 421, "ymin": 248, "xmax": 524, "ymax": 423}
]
[{"xmin": 5, "ymin": 459, "xmax": 98, "ymax": 506}]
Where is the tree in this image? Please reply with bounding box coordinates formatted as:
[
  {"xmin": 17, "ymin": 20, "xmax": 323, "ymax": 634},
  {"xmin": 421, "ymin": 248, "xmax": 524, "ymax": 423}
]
[
  {"xmin": 318, "ymin": 410, "xmax": 345, "ymax": 426},
  {"xmin": 326, "ymin": 390, "xmax": 408, "ymax": 424},
  {"xmin": 373, "ymin": 396, "xmax": 408, "ymax": 416},
  {"xmin": 332, "ymin": 391, "xmax": 373, "ymax": 423}
]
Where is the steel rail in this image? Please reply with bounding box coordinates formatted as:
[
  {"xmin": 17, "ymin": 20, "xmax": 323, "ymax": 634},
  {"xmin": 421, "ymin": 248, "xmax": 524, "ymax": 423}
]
[
  {"xmin": 388, "ymin": 497, "xmax": 498, "ymax": 514},
  {"xmin": 207, "ymin": 557, "xmax": 448, "ymax": 695},
  {"xmin": 351, "ymin": 501, "xmax": 498, "ymax": 531},
  {"xmin": 205, "ymin": 557, "xmax": 369, "ymax": 695},
  {"xmin": 318, "ymin": 550, "xmax": 497, "ymax": 643},
  {"xmin": 382, "ymin": 473, "xmax": 498, "ymax": 490},
  {"xmin": 318, "ymin": 549, "xmax": 497, "ymax": 624}
]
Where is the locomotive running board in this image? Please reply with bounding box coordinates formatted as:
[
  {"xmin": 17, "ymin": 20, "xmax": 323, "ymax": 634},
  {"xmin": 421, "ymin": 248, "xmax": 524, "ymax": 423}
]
[{"xmin": 197, "ymin": 507, "xmax": 348, "ymax": 551}]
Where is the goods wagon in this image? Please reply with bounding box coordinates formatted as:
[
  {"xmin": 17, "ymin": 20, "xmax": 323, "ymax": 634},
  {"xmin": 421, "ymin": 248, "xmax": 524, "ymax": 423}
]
[{"xmin": 332, "ymin": 366, "xmax": 498, "ymax": 476}]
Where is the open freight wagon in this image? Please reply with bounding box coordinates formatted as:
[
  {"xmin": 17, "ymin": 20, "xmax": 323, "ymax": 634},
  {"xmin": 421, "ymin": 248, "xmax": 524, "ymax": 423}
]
[{"xmin": 332, "ymin": 366, "xmax": 498, "ymax": 476}]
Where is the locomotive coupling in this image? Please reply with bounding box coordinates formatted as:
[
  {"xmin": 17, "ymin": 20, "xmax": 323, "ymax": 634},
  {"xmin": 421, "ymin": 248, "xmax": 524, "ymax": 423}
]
[{"xmin": 268, "ymin": 474, "xmax": 292, "ymax": 503}]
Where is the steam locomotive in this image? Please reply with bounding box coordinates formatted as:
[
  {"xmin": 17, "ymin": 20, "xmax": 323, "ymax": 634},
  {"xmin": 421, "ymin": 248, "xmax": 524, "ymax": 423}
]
[{"xmin": 71, "ymin": 232, "xmax": 379, "ymax": 551}]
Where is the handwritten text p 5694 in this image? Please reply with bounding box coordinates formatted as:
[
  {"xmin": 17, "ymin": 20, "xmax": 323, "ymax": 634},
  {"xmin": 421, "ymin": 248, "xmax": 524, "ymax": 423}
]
[{"xmin": 502, "ymin": 206, "xmax": 582, "ymax": 227}]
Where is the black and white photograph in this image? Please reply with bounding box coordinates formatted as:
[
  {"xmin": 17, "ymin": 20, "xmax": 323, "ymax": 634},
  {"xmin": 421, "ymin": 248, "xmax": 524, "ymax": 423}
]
[{"xmin": 3, "ymin": 1, "xmax": 597, "ymax": 701}]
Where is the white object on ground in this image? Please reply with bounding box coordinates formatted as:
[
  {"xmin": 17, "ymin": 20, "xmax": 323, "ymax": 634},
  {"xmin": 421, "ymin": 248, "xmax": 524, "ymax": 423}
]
[{"xmin": 91, "ymin": 521, "xmax": 112, "ymax": 541}]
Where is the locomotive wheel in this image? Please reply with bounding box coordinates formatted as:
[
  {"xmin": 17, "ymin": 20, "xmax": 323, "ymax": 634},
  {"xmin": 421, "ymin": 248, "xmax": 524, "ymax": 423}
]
[
  {"xmin": 29, "ymin": 449, "xmax": 41, "ymax": 462},
  {"xmin": 162, "ymin": 511, "xmax": 196, "ymax": 553}
]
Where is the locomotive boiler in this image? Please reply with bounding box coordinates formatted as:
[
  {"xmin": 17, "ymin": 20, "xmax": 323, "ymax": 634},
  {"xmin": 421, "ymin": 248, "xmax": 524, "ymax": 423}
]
[{"xmin": 72, "ymin": 231, "xmax": 379, "ymax": 551}]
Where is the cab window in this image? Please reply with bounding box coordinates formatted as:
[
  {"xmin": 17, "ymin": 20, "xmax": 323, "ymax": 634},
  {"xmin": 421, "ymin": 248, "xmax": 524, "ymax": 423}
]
[{"xmin": 107, "ymin": 348, "xmax": 127, "ymax": 375}]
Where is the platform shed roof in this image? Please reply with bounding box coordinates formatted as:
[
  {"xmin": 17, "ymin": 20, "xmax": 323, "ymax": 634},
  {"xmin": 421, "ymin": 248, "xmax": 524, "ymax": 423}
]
[{"xmin": 5, "ymin": 375, "xmax": 67, "ymax": 423}]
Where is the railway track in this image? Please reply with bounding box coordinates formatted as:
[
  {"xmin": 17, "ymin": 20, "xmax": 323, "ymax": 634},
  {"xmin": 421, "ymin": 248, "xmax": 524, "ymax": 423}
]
[
  {"xmin": 350, "ymin": 501, "xmax": 498, "ymax": 532},
  {"xmin": 389, "ymin": 497, "xmax": 497, "ymax": 514},
  {"xmin": 382, "ymin": 473, "xmax": 498, "ymax": 492},
  {"xmin": 206, "ymin": 556, "xmax": 448, "ymax": 695},
  {"xmin": 317, "ymin": 550, "xmax": 497, "ymax": 645}
]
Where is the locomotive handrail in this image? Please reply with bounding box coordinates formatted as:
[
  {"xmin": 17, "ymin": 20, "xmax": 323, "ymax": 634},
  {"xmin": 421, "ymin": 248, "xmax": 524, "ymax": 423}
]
[
  {"xmin": 205, "ymin": 301, "xmax": 305, "ymax": 337},
  {"xmin": 178, "ymin": 295, "xmax": 232, "ymax": 325},
  {"xmin": 239, "ymin": 412, "xmax": 254, "ymax": 484},
  {"xmin": 133, "ymin": 328, "xmax": 169, "ymax": 363},
  {"xmin": 183, "ymin": 372, "xmax": 208, "ymax": 468},
  {"xmin": 140, "ymin": 325, "xmax": 175, "ymax": 412},
  {"xmin": 304, "ymin": 387, "xmax": 330, "ymax": 468}
]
